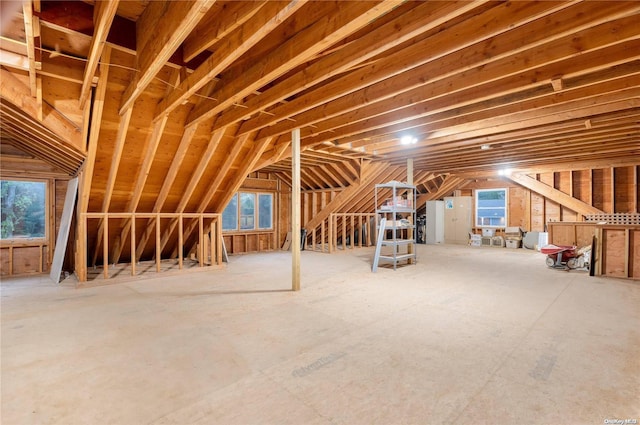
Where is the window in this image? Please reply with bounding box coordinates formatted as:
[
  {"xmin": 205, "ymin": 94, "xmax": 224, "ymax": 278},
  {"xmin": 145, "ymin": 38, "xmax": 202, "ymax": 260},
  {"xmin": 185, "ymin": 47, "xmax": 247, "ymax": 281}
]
[
  {"xmin": 476, "ymin": 188, "xmax": 507, "ymax": 227},
  {"xmin": 258, "ymin": 194, "xmax": 272, "ymax": 230},
  {"xmin": 222, "ymin": 194, "xmax": 238, "ymax": 231},
  {"xmin": 1, "ymin": 180, "xmax": 46, "ymax": 240},
  {"xmin": 222, "ymin": 192, "xmax": 273, "ymax": 231},
  {"xmin": 240, "ymin": 193, "xmax": 255, "ymax": 230}
]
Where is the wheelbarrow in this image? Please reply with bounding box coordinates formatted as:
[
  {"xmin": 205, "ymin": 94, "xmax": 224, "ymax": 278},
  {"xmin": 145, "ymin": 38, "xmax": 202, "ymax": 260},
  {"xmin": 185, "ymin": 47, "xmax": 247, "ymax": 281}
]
[
  {"xmin": 540, "ymin": 244, "xmax": 577, "ymax": 269},
  {"xmin": 541, "ymin": 244, "xmax": 591, "ymax": 270}
]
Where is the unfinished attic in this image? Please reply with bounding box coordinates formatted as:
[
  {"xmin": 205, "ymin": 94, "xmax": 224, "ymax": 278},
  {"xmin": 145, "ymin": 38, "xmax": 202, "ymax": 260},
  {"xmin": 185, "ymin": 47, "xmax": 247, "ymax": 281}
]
[
  {"xmin": 2, "ymin": 0, "xmax": 639, "ymax": 282},
  {"xmin": 1, "ymin": 1, "xmax": 640, "ymax": 423}
]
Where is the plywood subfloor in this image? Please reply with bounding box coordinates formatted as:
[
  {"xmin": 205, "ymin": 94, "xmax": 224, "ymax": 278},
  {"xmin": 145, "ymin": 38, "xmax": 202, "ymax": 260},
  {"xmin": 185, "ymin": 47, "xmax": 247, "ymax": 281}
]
[{"xmin": 1, "ymin": 244, "xmax": 639, "ymax": 424}]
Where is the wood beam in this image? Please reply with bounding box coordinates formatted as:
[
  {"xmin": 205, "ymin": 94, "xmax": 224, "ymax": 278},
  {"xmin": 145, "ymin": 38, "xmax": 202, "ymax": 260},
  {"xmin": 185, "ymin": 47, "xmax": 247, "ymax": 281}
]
[
  {"xmin": 0, "ymin": 49, "xmax": 29, "ymax": 70},
  {"xmin": 78, "ymin": 46, "xmax": 111, "ymax": 213},
  {"xmin": 303, "ymin": 161, "xmax": 388, "ymax": 232},
  {"xmin": 22, "ymin": 2, "xmax": 37, "ymax": 96},
  {"xmin": 182, "ymin": 1, "xmax": 264, "ymax": 62},
  {"xmin": 188, "ymin": 0, "xmax": 402, "ymax": 127},
  {"xmin": 110, "ymin": 115, "xmax": 169, "ymax": 263},
  {"xmin": 196, "ymin": 132, "xmax": 252, "ymax": 213},
  {"xmin": 119, "ymin": 0, "xmax": 216, "ymax": 114},
  {"xmin": 0, "ymin": 68, "xmax": 82, "ymax": 148},
  {"xmin": 506, "ymin": 173, "xmax": 604, "ymax": 217},
  {"xmin": 416, "ymin": 176, "xmax": 467, "ymax": 205},
  {"xmin": 155, "ymin": 0, "xmax": 305, "ymax": 121},
  {"xmin": 299, "ymin": 16, "xmax": 640, "ymax": 148},
  {"xmin": 135, "ymin": 124, "xmax": 200, "ymax": 260},
  {"xmin": 79, "ymin": 0, "xmax": 120, "ymax": 109},
  {"xmin": 292, "ymin": 128, "xmax": 301, "ymax": 291},
  {"xmin": 245, "ymin": 1, "xmax": 574, "ymax": 139},
  {"xmin": 212, "ymin": 0, "xmax": 482, "ymax": 132},
  {"xmin": 338, "ymin": 68, "xmax": 640, "ymax": 152},
  {"xmin": 157, "ymin": 128, "xmax": 227, "ymax": 254},
  {"xmin": 213, "ymin": 137, "xmax": 273, "ymax": 212},
  {"xmin": 91, "ymin": 107, "xmax": 133, "ymax": 266}
]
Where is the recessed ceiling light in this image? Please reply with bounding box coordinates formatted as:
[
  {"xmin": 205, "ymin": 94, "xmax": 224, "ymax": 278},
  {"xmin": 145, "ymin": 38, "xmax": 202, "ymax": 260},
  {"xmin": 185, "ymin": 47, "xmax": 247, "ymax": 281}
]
[{"xmin": 400, "ymin": 135, "xmax": 417, "ymax": 145}]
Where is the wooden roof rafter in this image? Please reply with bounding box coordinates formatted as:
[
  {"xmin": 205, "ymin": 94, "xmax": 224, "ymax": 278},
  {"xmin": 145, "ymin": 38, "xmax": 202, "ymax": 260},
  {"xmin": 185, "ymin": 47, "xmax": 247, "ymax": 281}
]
[{"xmin": 187, "ymin": 0, "xmax": 403, "ymax": 127}]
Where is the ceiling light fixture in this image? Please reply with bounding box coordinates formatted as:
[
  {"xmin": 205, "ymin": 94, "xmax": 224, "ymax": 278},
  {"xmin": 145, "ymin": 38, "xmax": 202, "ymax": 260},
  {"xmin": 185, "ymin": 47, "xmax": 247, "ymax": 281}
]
[
  {"xmin": 400, "ymin": 135, "xmax": 417, "ymax": 145},
  {"xmin": 480, "ymin": 144, "xmax": 491, "ymax": 150},
  {"xmin": 498, "ymin": 168, "xmax": 512, "ymax": 176}
]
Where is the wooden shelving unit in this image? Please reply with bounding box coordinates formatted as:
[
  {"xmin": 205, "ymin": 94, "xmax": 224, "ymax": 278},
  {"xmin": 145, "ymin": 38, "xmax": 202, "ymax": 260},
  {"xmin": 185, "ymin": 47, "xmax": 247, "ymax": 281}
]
[{"xmin": 372, "ymin": 181, "xmax": 416, "ymax": 272}]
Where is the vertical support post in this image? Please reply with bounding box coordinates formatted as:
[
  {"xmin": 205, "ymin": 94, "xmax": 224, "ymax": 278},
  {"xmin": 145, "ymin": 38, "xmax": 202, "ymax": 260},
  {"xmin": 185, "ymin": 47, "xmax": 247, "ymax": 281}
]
[
  {"xmin": 78, "ymin": 213, "xmax": 87, "ymax": 282},
  {"xmin": 39, "ymin": 244, "xmax": 43, "ymax": 273},
  {"xmin": 350, "ymin": 215, "xmax": 354, "ymax": 250},
  {"xmin": 342, "ymin": 215, "xmax": 346, "ymax": 251},
  {"xmin": 9, "ymin": 246, "xmax": 13, "ymax": 275},
  {"xmin": 178, "ymin": 215, "xmax": 183, "ymax": 269},
  {"xmin": 131, "ymin": 214, "xmax": 136, "ymax": 276},
  {"xmin": 329, "ymin": 214, "xmax": 334, "ymax": 253},
  {"xmin": 292, "ymin": 128, "xmax": 301, "ymax": 291},
  {"xmin": 407, "ymin": 158, "xmax": 414, "ymax": 263},
  {"xmin": 103, "ymin": 215, "xmax": 109, "ymax": 279},
  {"xmin": 216, "ymin": 217, "xmax": 222, "ymax": 265},
  {"xmin": 198, "ymin": 215, "xmax": 204, "ymax": 267},
  {"xmin": 321, "ymin": 220, "xmax": 326, "ymax": 253},
  {"xmin": 625, "ymin": 228, "xmax": 630, "ymax": 278},
  {"xmin": 156, "ymin": 214, "xmax": 161, "ymax": 272},
  {"xmin": 210, "ymin": 219, "xmax": 215, "ymax": 263}
]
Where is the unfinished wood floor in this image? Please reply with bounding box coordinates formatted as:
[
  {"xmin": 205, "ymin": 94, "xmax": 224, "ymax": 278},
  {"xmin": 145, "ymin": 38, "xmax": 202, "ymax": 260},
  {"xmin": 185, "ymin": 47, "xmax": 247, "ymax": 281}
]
[{"xmin": 1, "ymin": 245, "xmax": 639, "ymax": 424}]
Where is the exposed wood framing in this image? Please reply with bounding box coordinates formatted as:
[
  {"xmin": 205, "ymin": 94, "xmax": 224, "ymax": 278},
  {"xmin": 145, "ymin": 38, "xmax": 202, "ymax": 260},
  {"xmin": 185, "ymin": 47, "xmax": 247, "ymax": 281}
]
[
  {"xmin": 22, "ymin": 2, "xmax": 38, "ymax": 96},
  {"xmin": 292, "ymin": 128, "xmax": 301, "ymax": 291},
  {"xmin": 187, "ymin": 0, "xmax": 402, "ymax": 126},
  {"xmin": 119, "ymin": 0, "xmax": 216, "ymax": 114},
  {"xmin": 111, "ymin": 115, "xmax": 169, "ymax": 263},
  {"xmin": 0, "ymin": 68, "xmax": 82, "ymax": 150},
  {"xmin": 507, "ymin": 173, "xmax": 605, "ymax": 217},
  {"xmin": 156, "ymin": 0, "xmax": 304, "ymax": 120},
  {"xmin": 79, "ymin": 0, "xmax": 120, "ymax": 109}
]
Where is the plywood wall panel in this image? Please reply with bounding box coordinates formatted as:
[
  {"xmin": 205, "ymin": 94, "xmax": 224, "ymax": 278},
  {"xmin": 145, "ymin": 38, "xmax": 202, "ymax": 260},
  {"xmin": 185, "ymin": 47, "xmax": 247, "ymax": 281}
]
[
  {"xmin": 572, "ymin": 169, "xmax": 592, "ymax": 205},
  {"xmin": 592, "ymin": 168, "xmax": 613, "ymax": 213},
  {"xmin": 630, "ymin": 230, "xmax": 640, "ymax": 279},
  {"xmin": 530, "ymin": 192, "xmax": 545, "ymax": 232},
  {"xmin": 613, "ymin": 166, "xmax": 635, "ymax": 213},
  {"xmin": 602, "ymin": 229, "xmax": 626, "ymax": 278},
  {"xmin": 41, "ymin": 76, "xmax": 84, "ymax": 128},
  {"xmin": 11, "ymin": 246, "xmax": 42, "ymax": 274},
  {"xmin": 0, "ymin": 249, "xmax": 11, "ymax": 276},
  {"xmin": 637, "ymin": 166, "xmax": 640, "ymax": 213},
  {"xmin": 279, "ymin": 187, "xmax": 291, "ymax": 248},
  {"xmin": 555, "ymin": 171, "xmax": 578, "ymax": 221},
  {"xmin": 508, "ymin": 186, "xmax": 526, "ymax": 228},
  {"xmin": 539, "ymin": 173, "xmax": 560, "ymax": 224},
  {"xmin": 575, "ymin": 225, "xmax": 597, "ymax": 248},
  {"xmin": 551, "ymin": 224, "xmax": 576, "ymax": 245}
]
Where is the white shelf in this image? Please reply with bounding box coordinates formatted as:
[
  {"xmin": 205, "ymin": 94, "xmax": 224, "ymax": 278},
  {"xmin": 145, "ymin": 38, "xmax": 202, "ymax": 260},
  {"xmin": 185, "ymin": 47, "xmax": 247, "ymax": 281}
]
[{"xmin": 372, "ymin": 181, "xmax": 417, "ymax": 272}]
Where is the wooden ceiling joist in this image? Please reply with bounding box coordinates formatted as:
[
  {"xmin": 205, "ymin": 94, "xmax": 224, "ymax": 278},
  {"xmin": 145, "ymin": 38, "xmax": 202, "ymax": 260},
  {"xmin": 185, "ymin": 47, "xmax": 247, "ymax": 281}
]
[
  {"xmin": 212, "ymin": 0, "xmax": 481, "ymax": 133},
  {"xmin": 155, "ymin": 0, "xmax": 305, "ymax": 121},
  {"xmin": 119, "ymin": 0, "xmax": 216, "ymax": 114},
  {"xmin": 2, "ymin": 0, "xmax": 639, "ymax": 268},
  {"xmin": 78, "ymin": 0, "xmax": 120, "ymax": 109},
  {"xmin": 187, "ymin": 0, "xmax": 402, "ymax": 127}
]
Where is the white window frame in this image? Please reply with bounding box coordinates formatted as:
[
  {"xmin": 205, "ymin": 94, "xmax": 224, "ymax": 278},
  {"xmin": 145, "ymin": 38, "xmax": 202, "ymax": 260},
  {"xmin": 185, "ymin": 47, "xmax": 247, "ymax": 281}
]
[
  {"xmin": 1, "ymin": 178, "xmax": 48, "ymax": 242},
  {"xmin": 222, "ymin": 191, "xmax": 274, "ymax": 232},
  {"xmin": 475, "ymin": 188, "xmax": 507, "ymax": 228}
]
